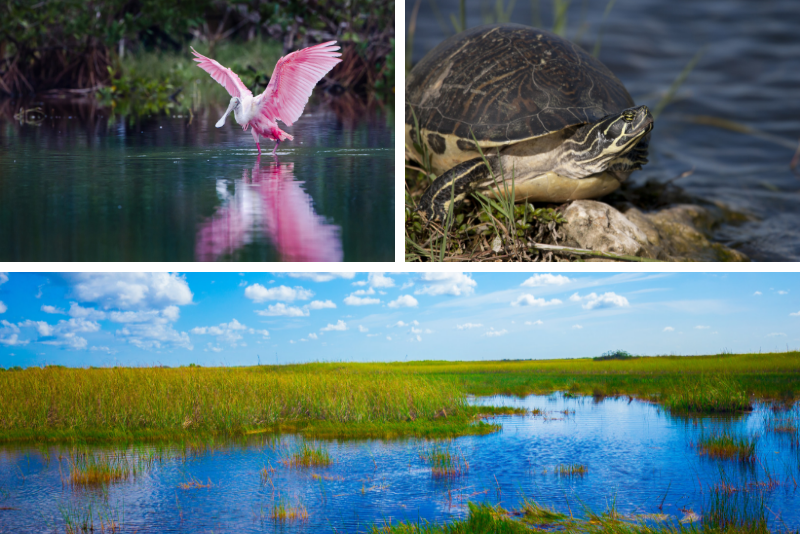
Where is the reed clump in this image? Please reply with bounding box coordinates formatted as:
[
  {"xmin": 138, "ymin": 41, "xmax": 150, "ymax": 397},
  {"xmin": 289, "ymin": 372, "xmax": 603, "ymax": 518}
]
[
  {"xmin": 65, "ymin": 448, "xmax": 154, "ymax": 485},
  {"xmin": 421, "ymin": 442, "xmax": 468, "ymax": 477},
  {"xmin": 555, "ymin": 463, "xmax": 587, "ymax": 476},
  {"xmin": 697, "ymin": 432, "xmax": 757, "ymax": 462},
  {"xmin": 271, "ymin": 501, "xmax": 309, "ymax": 522},
  {"xmin": 283, "ymin": 442, "xmax": 332, "ymax": 468},
  {"xmin": 518, "ymin": 499, "xmax": 567, "ymax": 524}
]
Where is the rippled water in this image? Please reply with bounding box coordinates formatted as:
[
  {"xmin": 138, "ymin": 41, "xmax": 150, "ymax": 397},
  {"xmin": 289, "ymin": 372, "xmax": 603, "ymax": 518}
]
[
  {"xmin": 1, "ymin": 395, "xmax": 798, "ymax": 533},
  {"xmin": 0, "ymin": 99, "xmax": 394, "ymax": 262},
  {"xmin": 406, "ymin": 0, "xmax": 800, "ymax": 260}
]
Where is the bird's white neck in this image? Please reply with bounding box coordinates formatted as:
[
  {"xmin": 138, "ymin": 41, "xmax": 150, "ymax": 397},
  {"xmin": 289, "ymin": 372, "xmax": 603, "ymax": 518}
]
[{"xmin": 233, "ymin": 95, "xmax": 256, "ymax": 125}]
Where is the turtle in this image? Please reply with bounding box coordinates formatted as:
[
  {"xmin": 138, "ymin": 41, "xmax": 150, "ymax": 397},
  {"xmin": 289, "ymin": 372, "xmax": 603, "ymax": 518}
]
[{"xmin": 405, "ymin": 23, "xmax": 654, "ymax": 221}]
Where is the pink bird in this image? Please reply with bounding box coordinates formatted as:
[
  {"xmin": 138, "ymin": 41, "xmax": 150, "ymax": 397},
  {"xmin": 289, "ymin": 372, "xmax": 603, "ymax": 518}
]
[{"xmin": 191, "ymin": 42, "xmax": 342, "ymax": 155}]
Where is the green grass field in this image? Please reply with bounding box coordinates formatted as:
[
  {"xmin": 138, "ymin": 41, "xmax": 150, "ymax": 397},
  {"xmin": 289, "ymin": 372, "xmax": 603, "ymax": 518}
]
[{"xmin": 1, "ymin": 351, "xmax": 798, "ymax": 444}]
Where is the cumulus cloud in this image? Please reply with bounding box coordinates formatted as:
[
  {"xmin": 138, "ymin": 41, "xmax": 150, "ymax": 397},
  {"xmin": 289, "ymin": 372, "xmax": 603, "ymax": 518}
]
[
  {"xmin": 244, "ymin": 284, "xmax": 313, "ymax": 303},
  {"xmin": 249, "ymin": 328, "xmax": 270, "ymax": 338},
  {"xmin": 569, "ymin": 292, "xmax": 629, "ymax": 310},
  {"xmin": 68, "ymin": 302, "xmax": 106, "ymax": 321},
  {"xmin": 308, "ymin": 333, "xmax": 318, "ymax": 340},
  {"xmin": 109, "ymin": 307, "xmax": 191, "ymax": 351},
  {"xmin": 308, "ymin": 300, "xmax": 336, "ymax": 310},
  {"xmin": 287, "ymin": 273, "xmax": 355, "ymax": 282},
  {"xmin": 18, "ymin": 317, "xmax": 101, "ymax": 350},
  {"xmin": 388, "ymin": 295, "xmax": 418, "ymax": 308},
  {"xmin": 511, "ymin": 294, "xmax": 562, "ymax": 307},
  {"xmin": 572, "ymin": 324, "xmax": 583, "ymax": 329},
  {"xmin": 414, "ymin": 272, "xmax": 476, "ymax": 296},
  {"xmin": 41, "ymin": 305, "xmax": 65, "ymax": 315},
  {"xmin": 358, "ymin": 325, "xmax": 368, "ymax": 333},
  {"xmin": 368, "ymin": 272, "xmax": 395, "ymax": 288},
  {"xmin": 0, "ymin": 273, "xmax": 7, "ymax": 286},
  {"xmin": 791, "ymin": 311, "xmax": 800, "ymax": 316},
  {"xmin": 0, "ymin": 320, "xmax": 27, "ymax": 346},
  {"xmin": 663, "ymin": 326, "xmax": 675, "ymax": 332},
  {"xmin": 778, "ymin": 290, "xmax": 788, "ymax": 295},
  {"xmin": 191, "ymin": 319, "xmax": 248, "ymax": 346},
  {"xmin": 457, "ymin": 323, "xmax": 483, "ymax": 329},
  {"xmin": 255, "ymin": 303, "xmax": 309, "ymax": 317},
  {"xmin": 525, "ymin": 320, "xmax": 543, "ymax": 326},
  {"xmin": 66, "ymin": 273, "xmax": 193, "ymax": 310},
  {"xmin": 753, "ymin": 291, "xmax": 762, "ymax": 296},
  {"xmin": 521, "ymin": 274, "xmax": 571, "ymax": 287},
  {"xmin": 321, "ymin": 320, "xmax": 347, "ymax": 332},
  {"xmin": 484, "ymin": 328, "xmax": 508, "ymax": 337},
  {"xmin": 0, "ymin": 301, "xmax": 6, "ymax": 314},
  {"xmin": 344, "ymin": 295, "xmax": 381, "ymax": 306},
  {"xmin": 90, "ymin": 346, "xmax": 116, "ymax": 354}
]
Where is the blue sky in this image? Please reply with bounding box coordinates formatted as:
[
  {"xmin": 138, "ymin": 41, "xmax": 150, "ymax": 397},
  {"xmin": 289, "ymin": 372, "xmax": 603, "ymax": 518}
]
[{"xmin": 0, "ymin": 272, "xmax": 798, "ymax": 368}]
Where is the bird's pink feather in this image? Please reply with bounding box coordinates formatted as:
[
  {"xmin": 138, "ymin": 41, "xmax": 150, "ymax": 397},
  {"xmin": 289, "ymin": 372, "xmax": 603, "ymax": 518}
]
[
  {"xmin": 190, "ymin": 47, "xmax": 252, "ymax": 99},
  {"xmin": 256, "ymin": 41, "xmax": 342, "ymax": 126}
]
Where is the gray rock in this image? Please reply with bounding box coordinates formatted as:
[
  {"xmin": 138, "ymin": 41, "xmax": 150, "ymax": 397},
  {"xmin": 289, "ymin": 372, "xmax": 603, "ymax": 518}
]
[{"xmin": 561, "ymin": 200, "xmax": 659, "ymax": 258}]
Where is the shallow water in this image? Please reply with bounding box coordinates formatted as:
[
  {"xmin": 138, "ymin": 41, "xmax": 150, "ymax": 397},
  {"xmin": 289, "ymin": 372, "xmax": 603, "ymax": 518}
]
[
  {"xmin": 0, "ymin": 99, "xmax": 394, "ymax": 262},
  {"xmin": 1, "ymin": 395, "xmax": 798, "ymax": 533},
  {"xmin": 406, "ymin": 0, "xmax": 800, "ymax": 260}
]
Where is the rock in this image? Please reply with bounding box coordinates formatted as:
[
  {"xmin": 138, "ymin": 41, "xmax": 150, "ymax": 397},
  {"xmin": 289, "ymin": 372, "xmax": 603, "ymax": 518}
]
[
  {"xmin": 561, "ymin": 200, "xmax": 748, "ymax": 262},
  {"xmin": 561, "ymin": 200, "xmax": 659, "ymax": 259}
]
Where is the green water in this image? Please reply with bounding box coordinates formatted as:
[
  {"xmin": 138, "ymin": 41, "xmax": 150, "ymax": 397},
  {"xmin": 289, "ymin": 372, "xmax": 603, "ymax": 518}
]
[{"xmin": 0, "ymin": 101, "xmax": 394, "ymax": 261}]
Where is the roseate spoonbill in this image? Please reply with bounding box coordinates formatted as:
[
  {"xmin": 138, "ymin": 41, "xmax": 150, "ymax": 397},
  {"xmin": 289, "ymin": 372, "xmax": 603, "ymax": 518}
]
[{"xmin": 191, "ymin": 42, "xmax": 341, "ymax": 155}]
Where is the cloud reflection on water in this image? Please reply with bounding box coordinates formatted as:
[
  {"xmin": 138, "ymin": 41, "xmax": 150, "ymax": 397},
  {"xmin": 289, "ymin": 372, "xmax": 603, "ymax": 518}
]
[{"xmin": 195, "ymin": 158, "xmax": 342, "ymax": 262}]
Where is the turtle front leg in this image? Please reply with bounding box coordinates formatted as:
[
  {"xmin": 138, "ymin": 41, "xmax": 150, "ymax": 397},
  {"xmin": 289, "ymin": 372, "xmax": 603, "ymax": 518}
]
[{"xmin": 418, "ymin": 156, "xmax": 503, "ymax": 221}]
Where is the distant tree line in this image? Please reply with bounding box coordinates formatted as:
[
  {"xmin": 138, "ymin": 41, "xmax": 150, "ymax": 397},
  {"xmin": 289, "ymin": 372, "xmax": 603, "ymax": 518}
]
[{"xmin": 0, "ymin": 0, "xmax": 394, "ymax": 96}]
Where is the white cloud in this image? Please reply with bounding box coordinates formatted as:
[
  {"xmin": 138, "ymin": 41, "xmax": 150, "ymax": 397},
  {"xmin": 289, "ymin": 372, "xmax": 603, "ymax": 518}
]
[
  {"xmin": 525, "ymin": 320, "xmax": 543, "ymax": 326},
  {"xmin": 414, "ymin": 272, "xmax": 476, "ymax": 296},
  {"xmin": 484, "ymin": 328, "xmax": 508, "ymax": 337},
  {"xmin": 778, "ymin": 290, "xmax": 788, "ymax": 295},
  {"xmin": 111, "ymin": 307, "xmax": 191, "ymax": 351},
  {"xmin": 321, "ymin": 320, "xmax": 347, "ymax": 332},
  {"xmin": 0, "ymin": 320, "xmax": 26, "ymax": 346},
  {"xmin": 390, "ymin": 321, "xmax": 407, "ymax": 328},
  {"xmin": 287, "ymin": 273, "xmax": 355, "ymax": 282},
  {"xmin": 90, "ymin": 346, "xmax": 116, "ymax": 354},
  {"xmin": 386, "ymin": 336, "xmax": 392, "ymax": 341},
  {"xmin": 368, "ymin": 273, "xmax": 395, "ymax": 288},
  {"xmin": 358, "ymin": 325, "xmax": 368, "ymax": 333},
  {"xmin": 511, "ymin": 294, "xmax": 562, "ymax": 307},
  {"xmin": 569, "ymin": 292, "xmax": 629, "ymax": 310},
  {"xmin": 18, "ymin": 317, "xmax": 101, "ymax": 350},
  {"xmin": 41, "ymin": 305, "xmax": 65, "ymax": 315},
  {"xmin": 767, "ymin": 332, "xmax": 787, "ymax": 337},
  {"xmin": 191, "ymin": 319, "xmax": 247, "ymax": 346},
  {"xmin": 18, "ymin": 320, "xmax": 54, "ymax": 336},
  {"xmin": 388, "ymin": 295, "xmax": 418, "ymax": 308},
  {"xmin": 753, "ymin": 291, "xmax": 762, "ymax": 296},
  {"xmin": 68, "ymin": 302, "xmax": 106, "ymax": 321},
  {"xmin": 791, "ymin": 311, "xmax": 800, "ymax": 317},
  {"xmin": 521, "ymin": 274, "xmax": 571, "ymax": 287},
  {"xmin": 0, "ymin": 301, "xmax": 6, "ymax": 314},
  {"xmin": 308, "ymin": 300, "xmax": 336, "ymax": 310},
  {"xmin": 572, "ymin": 324, "xmax": 583, "ymax": 329},
  {"xmin": 244, "ymin": 284, "xmax": 313, "ymax": 302},
  {"xmin": 352, "ymin": 288, "xmax": 375, "ymax": 296},
  {"xmin": 249, "ymin": 328, "xmax": 270, "ymax": 338},
  {"xmin": 255, "ymin": 303, "xmax": 309, "ymax": 317},
  {"xmin": 66, "ymin": 273, "xmax": 193, "ymax": 310},
  {"xmin": 695, "ymin": 325, "xmax": 710, "ymax": 330},
  {"xmin": 344, "ymin": 295, "xmax": 381, "ymax": 306},
  {"xmin": 663, "ymin": 326, "xmax": 675, "ymax": 332},
  {"xmin": 457, "ymin": 323, "xmax": 483, "ymax": 329},
  {"xmin": 0, "ymin": 273, "xmax": 7, "ymax": 286},
  {"xmin": 308, "ymin": 333, "xmax": 318, "ymax": 340}
]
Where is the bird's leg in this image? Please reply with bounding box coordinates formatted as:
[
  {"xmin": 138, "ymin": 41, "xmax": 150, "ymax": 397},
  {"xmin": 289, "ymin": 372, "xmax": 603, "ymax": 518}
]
[
  {"xmin": 251, "ymin": 127, "xmax": 261, "ymax": 156},
  {"xmin": 273, "ymin": 140, "xmax": 280, "ymax": 156},
  {"xmin": 256, "ymin": 142, "xmax": 261, "ymax": 156}
]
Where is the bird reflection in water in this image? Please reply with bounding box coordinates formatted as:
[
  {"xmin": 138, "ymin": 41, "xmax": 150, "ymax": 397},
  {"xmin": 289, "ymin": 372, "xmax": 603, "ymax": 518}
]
[{"xmin": 195, "ymin": 158, "xmax": 342, "ymax": 261}]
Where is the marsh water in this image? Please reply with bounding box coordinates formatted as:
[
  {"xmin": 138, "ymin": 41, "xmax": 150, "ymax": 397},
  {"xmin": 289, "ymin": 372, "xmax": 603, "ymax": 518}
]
[
  {"xmin": 406, "ymin": 0, "xmax": 800, "ymax": 261},
  {"xmin": 0, "ymin": 99, "xmax": 393, "ymax": 262},
  {"xmin": 2, "ymin": 395, "xmax": 799, "ymax": 533}
]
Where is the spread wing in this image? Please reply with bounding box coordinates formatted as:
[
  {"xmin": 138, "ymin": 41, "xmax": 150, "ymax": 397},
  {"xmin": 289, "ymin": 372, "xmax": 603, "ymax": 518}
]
[
  {"xmin": 191, "ymin": 47, "xmax": 253, "ymax": 99},
  {"xmin": 256, "ymin": 41, "xmax": 341, "ymax": 126}
]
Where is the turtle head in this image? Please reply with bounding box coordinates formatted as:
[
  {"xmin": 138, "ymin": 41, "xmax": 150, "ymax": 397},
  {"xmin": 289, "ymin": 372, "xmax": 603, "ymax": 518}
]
[
  {"xmin": 216, "ymin": 97, "xmax": 241, "ymax": 128},
  {"xmin": 569, "ymin": 105, "xmax": 654, "ymax": 174}
]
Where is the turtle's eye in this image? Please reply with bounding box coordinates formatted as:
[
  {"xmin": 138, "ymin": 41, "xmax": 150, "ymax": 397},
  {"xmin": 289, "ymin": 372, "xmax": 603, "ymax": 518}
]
[{"xmin": 622, "ymin": 111, "xmax": 636, "ymax": 123}]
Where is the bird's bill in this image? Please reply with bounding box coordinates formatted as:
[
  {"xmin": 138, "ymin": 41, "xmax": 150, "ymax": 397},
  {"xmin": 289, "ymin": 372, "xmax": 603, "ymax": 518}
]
[{"xmin": 215, "ymin": 100, "xmax": 237, "ymax": 128}]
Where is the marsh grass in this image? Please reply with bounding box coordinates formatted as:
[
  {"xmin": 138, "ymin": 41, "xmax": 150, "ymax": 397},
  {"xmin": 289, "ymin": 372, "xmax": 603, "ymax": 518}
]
[
  {"xmin": 555, "ymin": 463, "xmax": 588, "ymax": 476},
  {"xmin": 422, "ymin": 442, "xmax": 469, "ymax": 477},
  {"xmin": 59, "ymin": 501, "xmax": 123, "ymax": 534},
  {"xmin": 664, "ymin": 376, "xmax": 752, "ymax": 414},
  {"xmin": 283, "ymin": 442, "xmax": 332, "ymax": 468},
  {"xmin": 696, "ymin": 432, "xmax": 757, "ymax": 462},
  {"xmin": 518, "ymin": 498, "xmax": 567, "ymax": 524},
  {"xmin": 271, "ymin": 500, "xmax": 309, "ymax": 522},
  {"xmin": 64, "ymin": 449, "xmax": 154, "ymax": 486}
]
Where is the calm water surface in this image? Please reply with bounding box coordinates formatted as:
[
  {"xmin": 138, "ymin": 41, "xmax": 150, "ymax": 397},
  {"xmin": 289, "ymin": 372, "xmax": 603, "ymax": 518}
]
[
  {"xmin": 0, "ymin": 100, "xmax": 394, "ymax": 262},
  {"xmin": 1, "ymin": 395, "xmax": 798, "ymax": 533},
  {"xmin": 407, "ymin": 0, "xmax": 800, "ymax": 260}
]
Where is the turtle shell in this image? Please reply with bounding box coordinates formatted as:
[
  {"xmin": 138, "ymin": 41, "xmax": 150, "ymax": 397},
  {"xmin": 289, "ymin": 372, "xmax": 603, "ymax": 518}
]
[{"xmin": 406, "ymin": 23, "xmax": 634, "ymax": 166}]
